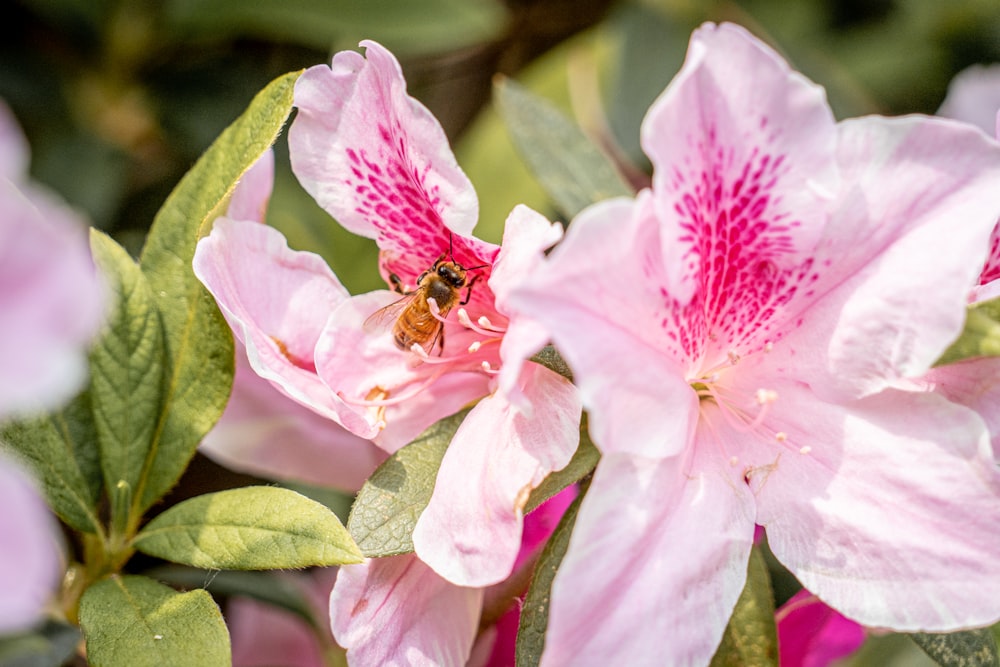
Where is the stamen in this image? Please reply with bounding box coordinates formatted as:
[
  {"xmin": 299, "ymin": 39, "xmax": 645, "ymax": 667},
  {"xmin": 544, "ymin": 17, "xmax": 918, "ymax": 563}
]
[
  {"xmin": 481, "ymin": 360, "xmax": 500, "ymax": 375},
  {"xmin": 798, "ymin": 445, "xmax": 812, "ymax": 455},
  {"xmin": 764, "ymin": 341, "xmax": 774, "ymax": 353},
  {"xmin": 468, "ymin": 341, "xmax": 482, "ymax": 353},
  {"xmin": 727, "ymin": 350, "xmax": 741, "ymax": 365},
  {"xmin": 338, "ymin": 371, "xmax": 447, "ymax": 408},
  {"xmin": 755, "ymin": 389, "xmax": 778, "ymax": 405},
  {"xmin": 427, "ymin": 298, "xmax": 449, "ymax": 324},
  {"xmin": 775, "ymin": 431, "xmax": 787, "ymax": 442},
  {"xmin": 457, "ymin": 308, "xmax": 507, "ymax": 335},
  {"xmin": 729, "ymin": 456, "xmax": 740, "ymax": 466}
]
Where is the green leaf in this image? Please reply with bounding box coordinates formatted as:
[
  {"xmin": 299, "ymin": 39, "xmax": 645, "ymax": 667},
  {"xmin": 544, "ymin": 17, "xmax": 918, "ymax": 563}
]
[
  {"xmin": 709, "ymin": 547, "xmax": 778, "ymax": 667},
  {"xmin": 88, "ymin": 230, "xmax": 166, "ymax": 533},
  {"xmin": 525, "ymin": 414, "xmax": 598, "ymax": 513},
  {"xmin": 348, "ymin": 409, "xmax": 469, "ymax": 557},
  {"xmin": 516, "ymin": 484, "xmax": 584, "ymax": 667},
  {"xmin": 147, "ymin": 566, "xmax": 320, "ymax": 630},
  {"xmin": 936, "ymin": 298, "xmax": 1000, "ymax": 365},
  {"xmin": 529, "ymin": 345, "xmax": 573, "ymax": 382},
  {"xmin": 0, "ymin": 391, "xmax": 102, "ymax": 534},
  {"xmin": 164, "ymin": 0, "xmax": 507, "ymax": 55},
  {"xmin": 79, "ymin": 575, "xmax": 230, "ymax": 667},
  {"xmin": 135, "ymin": 70, "xmax": 300, "ymax": 514},
  {"xmin": 132, "ymin": 486, "xmax": 362, "ymax": 569},
  {"xmin": 494, "ymin": 76, "xmax": 633, "ymax": 220},
  {"xmin": 910, "ymin": 629, "xmax": 1000, "ymax": 667},
  {"xmin": 0, "ymin": 620, "xmax": 81, "ymax": 667}
]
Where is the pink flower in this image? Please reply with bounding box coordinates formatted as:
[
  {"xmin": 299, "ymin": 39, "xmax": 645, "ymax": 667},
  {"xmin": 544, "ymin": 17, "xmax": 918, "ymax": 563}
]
[
  {"xmin": 776, "ymin": 590, "xmax": 865, "ymax": 667},
  {"xmin": 509, "ymin": 22, "xmax": 1000, "ymax": 666},
  {"xmin": 0, "ymin": 454, "xmax": 62, "ymax": 634},
  {"xmin": 937, "ymin": 64, "xmax": 1000, "ymax": 142},
  {"xmin": 195, "ymin": 40, "xmax": 581, "ymax": 595},
  {"xmin": 0, "ymin": 100, "xmax": 104, "ymax": 417},
  {"xmin": 331, "ymin": 489, "xmax": 575, "ymax": 666},
  {"xmin": 196, "ymin": 152, "xmax": 387, "ymax": 491}
]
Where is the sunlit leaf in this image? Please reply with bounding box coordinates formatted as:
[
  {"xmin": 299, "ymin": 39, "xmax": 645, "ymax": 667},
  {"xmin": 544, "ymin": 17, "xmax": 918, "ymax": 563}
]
[
  {"xmin": 80, "ymin": 575, "xmax": 230, "ymax": 667},
  {"xmin": 516, "ymin": 484, "xmax": 584, "ymax": 667},
  {"xmin": 133, "ymin": 486, "xmax": 362, "ymax": 569},
  {"xmin": 709, "ymin": 547, "xmax": 778, "ymax": 667},
  {"xmin": 88, "ymin": 230, "xmax": 166, "ymax": 533},
  {"xmin": 0, "ymin": 391, "xmax": 102, "ymax": 534},
  {"xmin": 495, "ymin": 76, "xmax": 632, "ymax": 220},
  {"xmin": 347, "ymin": 409, "xmax": 469, "ymax": 557},
  {"xmin": 910, "ymin": 629, "xmax": 1000, "ymax": 667},
  {"xmin": 135, "ymin": 70, "xmax": 300, "ymax": 514}
]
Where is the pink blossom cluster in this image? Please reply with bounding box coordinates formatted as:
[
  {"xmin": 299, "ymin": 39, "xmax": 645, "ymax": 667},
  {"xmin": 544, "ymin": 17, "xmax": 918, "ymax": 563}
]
[{"xmin": 196, "ymin": 22, "xmax": 1000, "ymax": 667}]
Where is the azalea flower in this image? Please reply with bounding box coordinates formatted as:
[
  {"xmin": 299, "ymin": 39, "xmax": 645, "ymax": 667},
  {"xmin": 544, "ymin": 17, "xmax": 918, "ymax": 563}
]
[
  {"xmin": 194, "ymin": 41, "xmax": 581, "ymax": 594},
  {"xmin": 330, "ymin": 489, "xmax": 576, "ymax": 666},
  {"xmin": 196, "ymin": 151, "xmax": 387, "ymax": 491},
  {"xmin": 0, "ymin": 100, "xmax": 104, "ymax": 417},
  {"xmin": 509, "ymin": 22, "xmax": 1000, "ymax": 666},
  {"xmin": 937, "ymin": 63, "xmax": 1000, "ymax": 141},
  {"xmin": 776, "ymin": 589, "xmax": 865, "ymax": 667},
  {"xmin": 0, "ymin": 453, "xmax": 62, "ymax": 634}
]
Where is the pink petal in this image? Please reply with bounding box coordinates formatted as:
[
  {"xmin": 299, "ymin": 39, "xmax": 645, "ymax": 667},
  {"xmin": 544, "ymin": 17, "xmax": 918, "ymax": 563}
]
[
  {"xmin": 314, "ymin": 290, "xmax": 492, "ymax": 453},
  {"xmin": 289, "ymin": 40, "xmax": 485, "ymax": 285},
  {"xmin": 412, "ymin": 363, "xmax": 581, "ymax": 587},
  {"xmin": 937, "ymin": 64, "xmax": 1000, "ymax": 137},
  {"xmin": 542, "ymin": 449, "xmax": 756, "ymax": 666},
  {"xmin": 489, "ymin": 205, "xmax": 564, "ymax": 408},
  {"xmin": 0, "ymin": 455, "xmax": 61, "ymax": 633},
  {"xmin": 507, "ymin": 194, "xmax": 699, "ymax": 459},
  {"xmin": 775, "ymin": 115, "xmax": 1000, "ymax": 401},
  {"xmin": 226, "ymin": 149, "xmax": 275, "ymax": 223},
  {"xmin": 924, "ymin": 357, "xmax": 1000, "ymax": 459},
  {"xmin": 330, "ymin": 555, "xmax": 482, "ymax": 666},
  {"xmin": 751, "ymin": 386, "xmax": 1000, "ymax": 630},
  {"xmin": 199, "ymin": 342, "xmax": 386, "ymax": 491},
  {"xmin": 643, "ymin": 22, "xmax": 837, "ymax": 306},
  {"xmin": 193, "ymin": 218, "xmax": 377, "ymax": 437},
  {"xmin": 0, "ymin": 101, "xmax": 29, "ymax": 180},
  {"xmin": 0, "ymin": 178, "xmax": 105, "ymax": 417},
  {"xmin": 776, "ymin": 590, "xmax": 865, "ymax": 667}
]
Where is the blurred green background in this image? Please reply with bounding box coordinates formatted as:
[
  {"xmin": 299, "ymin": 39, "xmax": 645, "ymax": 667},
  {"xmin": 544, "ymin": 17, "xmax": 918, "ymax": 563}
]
[{"xmin": 3, "ymin": 1, "xmax": 997, "ymax": 664}]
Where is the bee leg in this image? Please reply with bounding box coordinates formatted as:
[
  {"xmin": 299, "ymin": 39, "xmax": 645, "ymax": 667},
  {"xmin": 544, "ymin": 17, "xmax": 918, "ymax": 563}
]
[
  {"xmin": 435, "ymin": 326, "xmax": 446, "ymax": 356},
  {"xmin": 459, "ymin": 274, "xmax": 480, "ymax": 305},
  {"xmin": 389, "ymin": 273, "xmax": 407, "ymax": 295}
]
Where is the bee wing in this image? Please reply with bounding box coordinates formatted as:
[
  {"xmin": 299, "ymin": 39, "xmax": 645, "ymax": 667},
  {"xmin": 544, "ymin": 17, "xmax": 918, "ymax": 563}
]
[{"xmin": 363, "ymin": 293, "xmax": 414, "ymax": 333}]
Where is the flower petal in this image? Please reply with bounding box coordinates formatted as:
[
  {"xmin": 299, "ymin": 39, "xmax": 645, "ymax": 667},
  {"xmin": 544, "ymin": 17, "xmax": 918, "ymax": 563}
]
[
  {"xmin": 775, "ymin": 115, "xmax": 1000, "ymax": 400},
  {"xmin": 0, "ymin": 101, "xmax": 28, "ymax": 180},
  {"xmin": 776, "ymin": 590, "xmax": 865, "ymax": 667},
  {"xmin": 315, "ymin": 290, "xmax": 492, "ymax": 453},
  {"xmin": 937, "ymin": 64, "xmax": 1000, "ymax": 138},
  {"xmin": 0, "ymin": 455, "xmax": 61, "ymax": 633},
  {"xmin": 290, "ymin": 40, "xmax": 482, "ymax": 284},
  {"xmin": 924, "ymin": 358, "xmax": 1000, "ymax": 459},
  {"xmin": 192, "ymin": 219, "xmax": 377, "ymax": 437},
  {"xmin": 541, "ymin": 448, "xmax": 756, "ymax": 667},
  {"xmin": 752, "ymin": 387, "xmax": 1000, "ymax": 630},
  {"xmin": 643, "ymin": 22, "xmax": 837, "ymax": 306},
  {"xmin": 0, "ymin": 178, "xmax": 104, "ymax": 417},
  {"xmin": 412, "ymin": 363, "xmax": 581, "ymax": 587},
  {"xmin": 508, "ymin": 194, "xmax": 699, "ymax": 458},
  {"xmin": 200, "ymin": 343, "xmax": 386, "ymax": 492},
  {"xmin": 330, "ymin": 555, "xmax": 482, "ymax": 666},
  {"xmin": 226, "ymin": 149, "xmax": 275, "ymax": 223}
]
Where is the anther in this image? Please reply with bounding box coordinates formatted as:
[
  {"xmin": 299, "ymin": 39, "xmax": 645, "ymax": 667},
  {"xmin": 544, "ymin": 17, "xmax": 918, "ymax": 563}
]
[
  {"xmin": 729, "ymin": 456, "xmax": 740, "ymax": 466},
  {"xmin": 468, "ymin": 341, "xmax": 482, "ymax": 353},
  {"xmin": 755, "ymin": 389, "xmax": 778, "ymax": 405},
  {"xmin": 775, "ymin": 432, "xmax": 787, "ymax": 442},
  {"xmin": 727, "ymin": 350, "xmax": 741, "ymax": 365},
  {"xmin": 764, "ymin": 341, "xmax": 774, "ymax": 353},
  {"xmin": 798, "ymin": 446, "xmax": 812, "ymax": 455}
]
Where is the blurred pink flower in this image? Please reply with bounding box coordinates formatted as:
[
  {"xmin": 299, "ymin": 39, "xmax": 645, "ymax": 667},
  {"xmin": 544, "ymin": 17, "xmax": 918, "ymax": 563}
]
[
  {"xmin": 776, "ymin": 590, "xmax": 865, "ymax": 667},
  {"xmin": 510, "ymin": 22, "xmax": 1000, "ymax": 666},
  {"xmin": 938, "ymin": 63, "xmax": 1000, "ymax": 141},
  {"xmin": 0, "ymin": 101, "xmax": 104, "ymax": 417},
  {"xmin": 0, "ymin": 454, "xmax": 61, "ymax": 634},
  {"xmin": 194, "ymin": 42, "xmax": 581, "ymax": 595},
  {"xmin": 331, "ymin": 489, "xmax": 575, "ymax": 666},
  {"xmin": 229, "ymin": 569, "xmax": 338, "ymax": 667}
]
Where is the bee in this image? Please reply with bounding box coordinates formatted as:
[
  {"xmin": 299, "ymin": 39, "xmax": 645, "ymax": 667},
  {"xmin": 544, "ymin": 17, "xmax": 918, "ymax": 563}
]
[{"xmin": 367, "ymin": 239, "xmax": 488, "ymax": 354}]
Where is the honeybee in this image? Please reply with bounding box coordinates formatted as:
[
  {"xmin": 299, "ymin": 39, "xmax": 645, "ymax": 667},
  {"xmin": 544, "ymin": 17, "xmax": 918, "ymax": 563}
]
[{"xmin": 367, "ymin": 243, "xmax": 488, "ymax": 354}]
